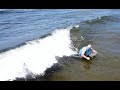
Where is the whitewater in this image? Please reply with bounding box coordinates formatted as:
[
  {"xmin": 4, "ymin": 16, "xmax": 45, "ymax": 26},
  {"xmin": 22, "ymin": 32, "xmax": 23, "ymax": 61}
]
[{"xmin": 0, "ymin": 27, "xmax": 76, "ymax": 81}]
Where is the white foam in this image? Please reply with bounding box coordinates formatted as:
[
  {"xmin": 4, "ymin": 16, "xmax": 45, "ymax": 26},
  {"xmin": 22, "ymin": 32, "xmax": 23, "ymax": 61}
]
[
  {"xmin": 0, "ymin": 27, "xmax": 76, "ymax": 81},
  {"xmin": 75, "ymin": 25, "xmax": 79, "ymax": 28}
]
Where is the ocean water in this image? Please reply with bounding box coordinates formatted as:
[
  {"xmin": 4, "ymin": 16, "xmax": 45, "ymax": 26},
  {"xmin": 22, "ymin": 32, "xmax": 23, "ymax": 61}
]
[{"xmin": 0, "ymin": 9, "xmax": 120, "ymax": 81}]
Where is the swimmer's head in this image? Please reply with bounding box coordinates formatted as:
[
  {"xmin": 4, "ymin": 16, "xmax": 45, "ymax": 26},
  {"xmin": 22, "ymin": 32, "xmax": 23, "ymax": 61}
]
[{"xmin": 87, "ymin": 44, "xmax": 91, "ymax": 49}]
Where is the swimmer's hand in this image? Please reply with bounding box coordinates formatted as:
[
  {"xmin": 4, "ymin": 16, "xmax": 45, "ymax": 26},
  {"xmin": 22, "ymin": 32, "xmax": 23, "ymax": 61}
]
[{"xmin": 86, "ymin": 57, "xmax": 90, "ymax": 60}]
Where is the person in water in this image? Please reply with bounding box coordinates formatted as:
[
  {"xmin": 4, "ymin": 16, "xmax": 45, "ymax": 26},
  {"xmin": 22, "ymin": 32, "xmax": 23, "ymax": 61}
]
[{"xmin": 79, "ymin": 44, "xmax": 97, "ymax": 60}]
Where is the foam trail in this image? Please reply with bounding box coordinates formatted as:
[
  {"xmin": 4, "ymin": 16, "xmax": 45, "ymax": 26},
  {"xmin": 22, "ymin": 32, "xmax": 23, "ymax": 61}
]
[{"xmin": 0, "ymin": 27, "xmax": 76, "ymax": 81}]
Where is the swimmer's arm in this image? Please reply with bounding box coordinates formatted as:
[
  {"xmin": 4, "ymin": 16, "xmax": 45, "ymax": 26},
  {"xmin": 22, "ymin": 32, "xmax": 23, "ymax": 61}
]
[{"xmin": 91, "ymin": 47, "xmax": 97, "ymax": 54}]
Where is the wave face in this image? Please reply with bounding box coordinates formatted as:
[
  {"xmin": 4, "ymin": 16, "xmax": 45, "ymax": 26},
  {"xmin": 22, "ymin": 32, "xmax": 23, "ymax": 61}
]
[{"xmin": 0, "ymin": 27, "xmax": 76, "ymax": 81}]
